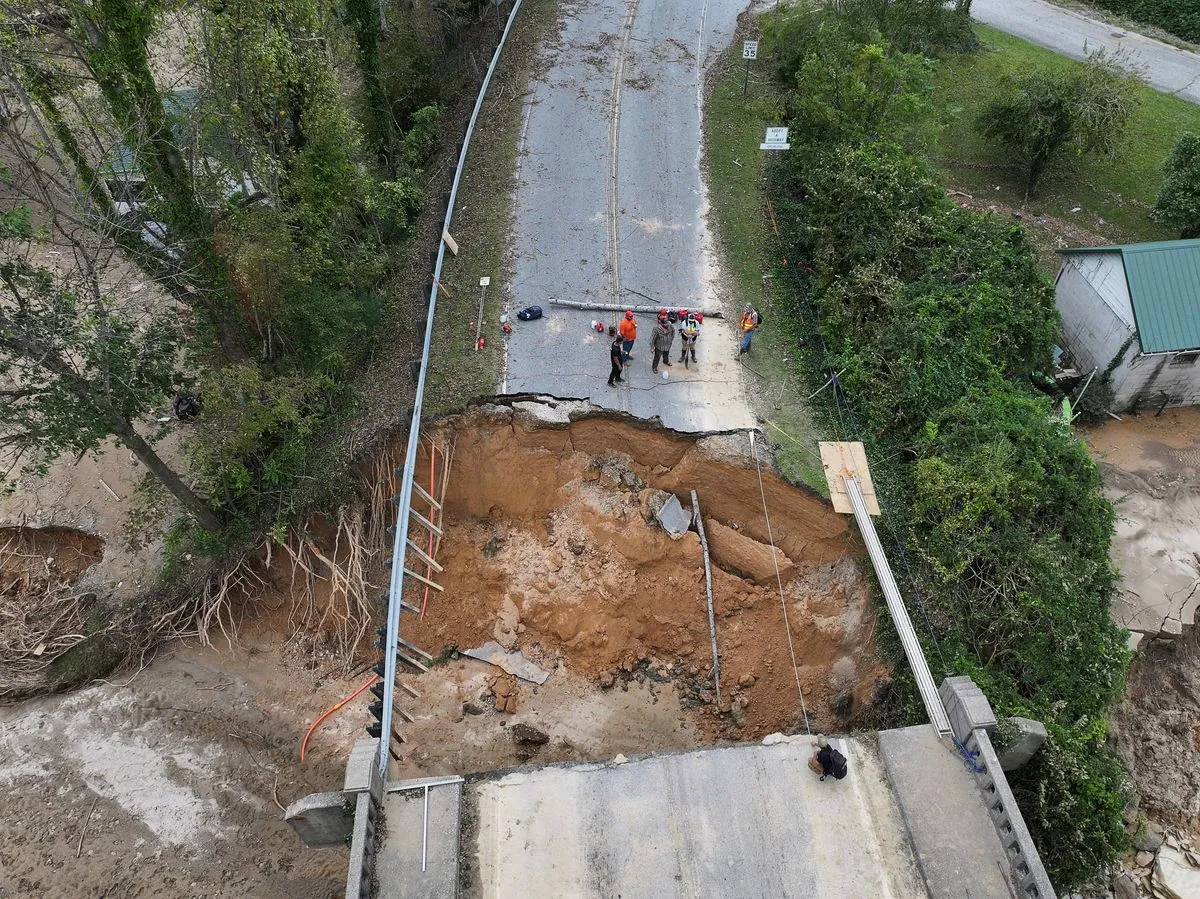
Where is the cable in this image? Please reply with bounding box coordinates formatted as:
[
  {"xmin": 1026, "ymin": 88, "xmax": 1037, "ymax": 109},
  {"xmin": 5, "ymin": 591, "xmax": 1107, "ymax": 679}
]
[
  {"xmin": 299, "ymin": 675, "xmax": 379, "ymax": 761},
  {"xmin": 748, "ymin": 429, "xmax": 811, "ymax": 734}
]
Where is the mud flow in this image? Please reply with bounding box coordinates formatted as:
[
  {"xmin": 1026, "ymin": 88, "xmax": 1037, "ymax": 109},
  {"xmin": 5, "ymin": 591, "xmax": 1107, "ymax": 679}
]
[{"xmin": 374, "ymin": 400, "xmax": 889, "ymax": 776}]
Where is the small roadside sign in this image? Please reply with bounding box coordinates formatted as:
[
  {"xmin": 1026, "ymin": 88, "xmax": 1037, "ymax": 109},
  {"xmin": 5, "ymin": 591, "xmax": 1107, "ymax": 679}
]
[
  {"xmin": 742, "ymin": 40, "xmax": 758, "ymax": 60},
  {"xmin": 479, "ymin": 277, "xmax": 491, "ymax": 287},
  {"xmin": 760, "ymin": 127, "xmax": 790, "ymax": 151}
]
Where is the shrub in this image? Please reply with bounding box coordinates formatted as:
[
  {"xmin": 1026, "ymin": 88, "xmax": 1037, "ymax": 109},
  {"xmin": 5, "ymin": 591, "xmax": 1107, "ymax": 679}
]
[
  {"xmin": 977, "ymin": 49, "xmax": 1140, "ymax": 196},
  {"xmin": 1153, "ymin": 132, "xmax": 1200, "ymax": 238}
]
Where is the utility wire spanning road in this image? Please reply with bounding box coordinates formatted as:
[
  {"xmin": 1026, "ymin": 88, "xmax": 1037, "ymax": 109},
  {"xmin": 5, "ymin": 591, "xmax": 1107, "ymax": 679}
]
[
  {"xmin": 973, "ymin": 0, "xmax": 1200, "ymax": 103},
  {"xmin": 503, "ymin": 0, "xmax": 756, "ymax": 433}
]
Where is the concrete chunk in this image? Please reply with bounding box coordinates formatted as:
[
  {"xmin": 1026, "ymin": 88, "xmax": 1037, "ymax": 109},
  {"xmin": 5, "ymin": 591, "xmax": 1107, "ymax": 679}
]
[
  {"xmin": 997, "ymin": 717, "xmax": 1047, "ymax": 772},
  {"xmin": 343, "ymin": 738, "xmax": 379, "ymax": 793},
  {"xmin": 284, "ymin": 791, "xmax": 353, "ymax": 848},
  {"xmin": 512, "ymin": 400, "xmax": 571, "ymax": 430},
  {"xmin": 463, "ymin": 640, "xmax": 551, "ymax": 684},
  {"xmin": 654, "ymin": 493, "xmax": 691, "ymax": 539}
]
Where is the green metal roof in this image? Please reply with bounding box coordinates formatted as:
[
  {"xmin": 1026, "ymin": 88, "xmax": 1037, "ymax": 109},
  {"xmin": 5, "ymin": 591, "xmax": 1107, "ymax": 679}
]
[{"xmin": 1063, "ymin": 238, "xmax": 1200, "ymax": 353}]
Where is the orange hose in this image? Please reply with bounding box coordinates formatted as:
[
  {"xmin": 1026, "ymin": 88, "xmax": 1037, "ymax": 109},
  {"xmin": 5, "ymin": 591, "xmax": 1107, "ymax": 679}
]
[{"xmin": 299, "ymin": 674, "xmax": 379, "ymax": 761}]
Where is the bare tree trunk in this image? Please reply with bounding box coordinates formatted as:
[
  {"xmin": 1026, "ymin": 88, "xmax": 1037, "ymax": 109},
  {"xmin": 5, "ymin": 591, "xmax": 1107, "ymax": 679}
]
[{"xmin": 110, "ymin": 418, "xmax": 222, "ymax": 532}]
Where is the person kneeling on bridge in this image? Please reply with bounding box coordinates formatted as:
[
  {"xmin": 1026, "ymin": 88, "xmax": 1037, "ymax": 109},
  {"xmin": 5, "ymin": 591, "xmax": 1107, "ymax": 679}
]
[{"xmin": 808, "ymin": 734, "xmax": 848, "ymax": 781}]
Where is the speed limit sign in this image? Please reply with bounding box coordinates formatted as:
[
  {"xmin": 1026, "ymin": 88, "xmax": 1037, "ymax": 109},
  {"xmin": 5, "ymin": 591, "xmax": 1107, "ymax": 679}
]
[{"xmin": 743, "ymin": 40, "xmax": 759, "ymax": 60}]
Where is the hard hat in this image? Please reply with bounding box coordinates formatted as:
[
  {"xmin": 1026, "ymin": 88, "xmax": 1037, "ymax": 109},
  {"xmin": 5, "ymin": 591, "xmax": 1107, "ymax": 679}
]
[
  {"xmin": 816, "ymin": 734, "xmax": 829, "ymax": 748},
  {"xmin": 686, "ymin": 312, "xmax": 696, "ymax": 323},
  {"xmin": 625, "ymin": 310, "xmax": 634, "ymax": 319},
  {"xmin": 679, "ymin": 308, "xmax": 688, "ymax": 318}
]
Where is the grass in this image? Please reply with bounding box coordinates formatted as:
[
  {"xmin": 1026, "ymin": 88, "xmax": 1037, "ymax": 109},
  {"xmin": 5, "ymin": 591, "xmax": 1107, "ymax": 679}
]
[
  {"xmin": 932, "ymin": 23, "xmax": 1200, "ymax": 251},
  {"xmin": 424, "ymin": 0, "xmax": 559, "ymax": 416},
  {"xmin": 704, "ymin": 37, "xmax": 829, "ymax": 493}
]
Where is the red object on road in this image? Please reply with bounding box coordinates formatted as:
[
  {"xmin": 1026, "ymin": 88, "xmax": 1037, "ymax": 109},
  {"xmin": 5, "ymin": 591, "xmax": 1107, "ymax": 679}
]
[{"xmin": 477, "ymin": 337, "xmax": 486, "ymax": 349}]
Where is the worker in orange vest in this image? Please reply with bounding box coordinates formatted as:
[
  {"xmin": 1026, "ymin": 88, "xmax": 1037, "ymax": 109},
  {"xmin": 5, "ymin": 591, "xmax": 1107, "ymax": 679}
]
[{"xmin": 618, "ymin": 310, "xmax": 637, "ymax": 361}]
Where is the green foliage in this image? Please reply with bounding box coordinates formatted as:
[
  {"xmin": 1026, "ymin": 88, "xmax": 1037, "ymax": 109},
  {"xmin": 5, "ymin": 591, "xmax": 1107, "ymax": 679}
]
[
  {"xmin": 1009, "ymin": 727, "xmax": 1132, "ymax": 888},
  {"xmin": 977, "ymin": 49, "xmax": 1140, "ymax": 195},
  {"xmin": 1153, "ymin": 133, "xmax": 1200, "ymax": 238},
  {"xmin": 0, "ymin": 252, "xmax": 182, "ymax": 474},
  {"xmin": 187, "ymin": 364, "xmax": 346, "ymax": 519},
  {"xmin": 760, "ymin": 6, "xmax": 1131, "ymax": 886},
  {"xmin": 1085, "ymin": 0, "xmax": 1200, "ymax": 43},
  {"xmin": 402, "ymin": 105, "xmax": 442, "ymax": 170}
]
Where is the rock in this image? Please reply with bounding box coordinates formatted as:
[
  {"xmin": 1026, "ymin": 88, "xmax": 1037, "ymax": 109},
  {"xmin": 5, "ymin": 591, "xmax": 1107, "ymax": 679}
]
[
  {"xmin": 704, "ymin": 518, "xmax": 795, "ymax": 585},
  {"xmin": 1134, "ymin": 821, "xmax": 1165, "ymax": 853},
  {"xmin": 463, "ymin": 700, "xmax": 486, "ymax": 716},
  {"xmin": 598, "ymin": 671, "xmax": 615, "ymax": 689},
  {"xmin": 731, "ymin": 698, "xmax": 748, "ymax": 728},
  {"xmin": 1112, "ymin": 869, "xmax": 1138, "ymax": 899},
  {"xmin": 1136, "ymin": 851, "xmax": 1155, "ymax": 868},
  {"xmin": 1122, "ymin": 797, "xmax": 1141, "ymax": 826},
  {"xmin": 739, "ymin": 673, "xmax": 756, "ymax": 688},
  {"xmin": 510, "ymin": 723, "xmax": 550, "ymax": 745},
  {"xmin": 611, "ymin": 754, "xmax": 628, "ymax": 766},
  {"xmin": 567, "ymin": 537, "xmax": 586, "ymax": 555},
  {"xmin": 654, "ymin": 493, "xmax": 691, "ymax": 538},
  {"xmin": 548, "ymin": 549, "xmax": 564, "ymax": 569},
  {"xmin": 1154, "ymin": 845, "xmax": 1200, "ymax": 899}
]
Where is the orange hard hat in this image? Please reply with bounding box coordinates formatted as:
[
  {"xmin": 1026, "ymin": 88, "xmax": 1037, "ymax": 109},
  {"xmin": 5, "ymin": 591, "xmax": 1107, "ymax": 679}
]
[{"xmin": 625, "ymin": 310, "xmax": 634, "ymax": 319}]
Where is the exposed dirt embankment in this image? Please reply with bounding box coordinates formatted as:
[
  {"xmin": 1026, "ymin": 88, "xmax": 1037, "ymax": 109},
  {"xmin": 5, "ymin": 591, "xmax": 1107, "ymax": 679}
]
[{"xmin": 390, "ymin": 399, "xmax": 888, "ymax": 744}]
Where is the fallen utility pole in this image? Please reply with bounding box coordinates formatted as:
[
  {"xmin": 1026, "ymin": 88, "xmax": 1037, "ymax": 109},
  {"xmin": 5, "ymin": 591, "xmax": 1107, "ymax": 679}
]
[
  {"xmin": 691, "ymin": 490, "xmax": 722, "ymax": 709},
  {"xmin": 550, "ymin": 299, "xmax": 726, "ymax": 318}
]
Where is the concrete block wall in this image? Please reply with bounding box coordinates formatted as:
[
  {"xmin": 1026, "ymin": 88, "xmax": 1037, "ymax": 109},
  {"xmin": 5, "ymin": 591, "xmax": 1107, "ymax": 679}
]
[
  {"xmin": 940, "ymin": 678, "xmax": 1056, "ymax": 899},
  {"xmin": 966, "ymin": 729, "xmax": 1056, "ymax": 899}
]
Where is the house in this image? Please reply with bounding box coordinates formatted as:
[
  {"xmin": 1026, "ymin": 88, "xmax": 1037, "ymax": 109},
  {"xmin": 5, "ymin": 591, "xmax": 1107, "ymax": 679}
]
[{"xmin": 1055, "ymin": 239, "xmax": 1200, "ymax": 411}]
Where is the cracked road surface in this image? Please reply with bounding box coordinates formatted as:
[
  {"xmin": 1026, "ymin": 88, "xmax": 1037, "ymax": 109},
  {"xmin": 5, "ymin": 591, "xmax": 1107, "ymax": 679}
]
[
  {"xmin": 503, "ymin": 0, "xmax": 757, "ymax": 433},
  {"xmin": 973, "ymin": 0, "xmax": 1200, "ymax": 103}
]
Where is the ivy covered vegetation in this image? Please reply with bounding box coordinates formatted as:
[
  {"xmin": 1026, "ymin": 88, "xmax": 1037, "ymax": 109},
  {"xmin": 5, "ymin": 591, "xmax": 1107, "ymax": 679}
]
[
  {"xmin": 761, "ymin": 1, "xmax": 1130, "ymax": 888},
  {"xmin": 0, "ymin": 0, "xmax": 494, "ymax": 546}
]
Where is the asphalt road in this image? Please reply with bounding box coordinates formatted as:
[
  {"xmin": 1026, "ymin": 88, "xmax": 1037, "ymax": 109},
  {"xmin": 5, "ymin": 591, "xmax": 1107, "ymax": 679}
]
[
  {"xmin": 503, "ymin": 0, "xmax": 757, "ymax": 433},
  {"xmin": 973, "ymin": 0, "xmax": 1200, "ymax": 103}
]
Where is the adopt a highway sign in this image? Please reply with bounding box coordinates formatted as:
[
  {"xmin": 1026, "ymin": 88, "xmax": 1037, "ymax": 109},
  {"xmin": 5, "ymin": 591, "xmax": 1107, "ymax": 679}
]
[{"xmin": 760, "ymin": 127, "xmax": 790, "ymax": 151}]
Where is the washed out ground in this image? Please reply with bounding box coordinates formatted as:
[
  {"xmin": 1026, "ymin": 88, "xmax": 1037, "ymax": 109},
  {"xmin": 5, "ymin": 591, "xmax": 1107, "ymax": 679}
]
[{"xmin": 1083, "ymin": 409, "xmax": 1200, "ymax": 841}]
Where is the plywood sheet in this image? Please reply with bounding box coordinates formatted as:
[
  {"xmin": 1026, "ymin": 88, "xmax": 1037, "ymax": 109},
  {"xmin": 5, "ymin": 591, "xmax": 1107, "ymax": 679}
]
[{"xmin": 819, "ymin": 441, "xmax": 880, "ymax": 516}]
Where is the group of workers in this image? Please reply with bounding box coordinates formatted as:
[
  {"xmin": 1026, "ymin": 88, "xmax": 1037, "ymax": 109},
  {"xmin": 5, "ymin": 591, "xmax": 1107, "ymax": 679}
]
[{"xmin": 607, "ymin": 304, "xmax": 760, "ymax": 387}]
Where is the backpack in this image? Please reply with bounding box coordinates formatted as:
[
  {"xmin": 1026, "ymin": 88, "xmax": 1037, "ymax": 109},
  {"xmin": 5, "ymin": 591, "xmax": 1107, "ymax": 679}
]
[
  {"xmin": 517, "ymin": 305, "xmax": 543, "ymax": 321},
  {"xmin": 822, "ymin": 746, "xmax": 848, "ymax": 781}
]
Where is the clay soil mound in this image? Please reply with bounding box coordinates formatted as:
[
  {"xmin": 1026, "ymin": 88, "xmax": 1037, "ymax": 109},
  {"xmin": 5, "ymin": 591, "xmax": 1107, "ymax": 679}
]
[{"xmin": 393, "ymin": 402, "xmax": 889, "ymax": 752}]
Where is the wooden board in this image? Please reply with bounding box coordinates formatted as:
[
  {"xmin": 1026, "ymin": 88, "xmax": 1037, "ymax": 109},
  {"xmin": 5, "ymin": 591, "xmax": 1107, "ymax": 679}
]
[
  {"xmin": 442, "ymin": 229, "xmax": 459, "ymax": 256},
  {"xmin": 819, "ymin": 441, "xmax": 881, "ymax": 516}
]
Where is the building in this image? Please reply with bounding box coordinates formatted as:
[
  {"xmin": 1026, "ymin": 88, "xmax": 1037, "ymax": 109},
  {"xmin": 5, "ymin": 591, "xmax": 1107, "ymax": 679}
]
[{"xmin": 1056, "ymin": 239, "xmax": 1200, "ymax": 411}]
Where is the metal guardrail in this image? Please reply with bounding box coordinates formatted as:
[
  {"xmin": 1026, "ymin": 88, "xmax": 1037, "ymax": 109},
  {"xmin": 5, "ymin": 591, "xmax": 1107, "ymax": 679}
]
[
  {"xmin": 376, "ymin": 0, "xmax": 527, "ymax": 784},
  {"xmin": 844, "ymin": 476, "xmax": 952, "ymax": 736}
]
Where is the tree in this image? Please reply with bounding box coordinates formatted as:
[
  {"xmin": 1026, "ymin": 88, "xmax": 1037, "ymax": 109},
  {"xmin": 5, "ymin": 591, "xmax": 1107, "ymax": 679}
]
[
  {"xmin": 0, "ymin": 199, "xmax": 221, "ymax": 532},
  {"xmin": 1153, "ymin": 133, "xmax": 1200, "ymax": 239},
  {"xmin": 978, "ymin": 50, "xmax": 1139, "ymax": 196}
]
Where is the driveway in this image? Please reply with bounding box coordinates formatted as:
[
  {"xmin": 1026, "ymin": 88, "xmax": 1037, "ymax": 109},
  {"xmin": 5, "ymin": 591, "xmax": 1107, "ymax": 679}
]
[
  {"xmin": 503, "ymin": 0, "xmax": 757, "ymax": 433},
  {"xmin": 972, "ymin": 0, "xmax": 1200, "ymax": 103}
]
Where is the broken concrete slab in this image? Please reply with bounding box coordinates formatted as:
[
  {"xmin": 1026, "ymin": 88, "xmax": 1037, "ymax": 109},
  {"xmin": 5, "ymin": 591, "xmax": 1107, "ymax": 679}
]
[
  {"xmin": 512, "ymin": 400, "xmax": 571, "ymax": 430},
  {"xmin": 343, "ymin": 738, "xmax": 380, "ymax": 793},
  {"xmin": 463, "ymin": 641, "xmax": 551, "ymax": 684},
  {"xmin": 654, "ymin": 493, "xmax": 690, "ymax": 539},
  {"xmin": 284, "ymin": 791, "xmax": 353, "ymax": 848},
  {"xmin": 704, "ymin": 517, "xmax": 794, "ymax": 585}
]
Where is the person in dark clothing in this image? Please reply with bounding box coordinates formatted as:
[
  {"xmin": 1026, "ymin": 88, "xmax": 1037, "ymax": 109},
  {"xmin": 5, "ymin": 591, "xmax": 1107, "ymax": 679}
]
[
  {"xmin": 651, "ymin": 318, "xmax": 676, "ymax": 373},
  {"xmin": 608, "ymin": 335, "xmax": 625, "ymax": 386},
  {"xmin": 808, "ymin": 734, "xmax": 848, "ymax": 781}
]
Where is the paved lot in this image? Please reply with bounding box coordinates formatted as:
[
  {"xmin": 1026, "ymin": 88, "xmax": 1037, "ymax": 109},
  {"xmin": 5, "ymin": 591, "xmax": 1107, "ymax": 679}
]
[
  {"xmin": 504, "ymin": 0, "xmax": 756, "ymax": 433},
  {"xmin": 973, "ymin": 0, "xmax": 1200, "ymax": 103}
]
